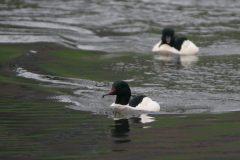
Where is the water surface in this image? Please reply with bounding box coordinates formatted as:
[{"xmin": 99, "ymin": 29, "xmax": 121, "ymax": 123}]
[
  {"xmin": 0, "ymin": 0, "xmax": 240, "ymax": 55},
  {"xmin": 1, "ymin": 0, "xmax": 240, "ymax": 159}
]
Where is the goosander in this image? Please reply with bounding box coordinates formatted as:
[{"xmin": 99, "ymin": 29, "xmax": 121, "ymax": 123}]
[
  {"xmin": 152, "ymin": 27, "xmax": 199, "ymax": 55},
  {"xmin": 102, "ymin": 80, "xmax": 160, "ymax": 112}
]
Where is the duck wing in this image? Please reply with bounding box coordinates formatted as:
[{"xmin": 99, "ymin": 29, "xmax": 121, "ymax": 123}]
[
  {"xmin": 174, "ymin": 37, "xmax": 188, "ymax": 51},
  {"xmin": 129, "ymin": 95, "xmax": 146, "ymax": 107}
]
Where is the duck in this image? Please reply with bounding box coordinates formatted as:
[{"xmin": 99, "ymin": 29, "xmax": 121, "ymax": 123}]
[
  {"xmin": 152, "ymin": 27, "xmax": 199, "ymax": 55},
  {"xmin": 102, "ymin": 80, "xmax": 160, "ymax": 112}
]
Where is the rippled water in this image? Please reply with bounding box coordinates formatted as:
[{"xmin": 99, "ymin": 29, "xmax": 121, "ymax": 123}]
[
  {"xmin": 16, "ymin": 52, "xmax": 240, "ymax": 114},
  {"xmin": 1, "ymin": 0, "xmax": 238, "ymax": 114},
  {"xmin": 1, "ymin": 0, "xmax": 240, "ymax": 159},
  {"xmin": 1, "ymin": 0, "xmax": 240, "ymax": 116},
  {"xmin": 1, "ymin": 0, "xmax": 240, "ymax": 55}
]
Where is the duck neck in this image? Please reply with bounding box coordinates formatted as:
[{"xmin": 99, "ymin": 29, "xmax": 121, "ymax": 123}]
[{"xmin": 115, "ymin": 94, "xmax": 131, "ymax": 105}]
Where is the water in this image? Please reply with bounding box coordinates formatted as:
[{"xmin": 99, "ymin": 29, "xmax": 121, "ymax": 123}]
[
  {"xmin": 16, "ymin": 53, "xmax": 240, "ymax": 114},
  {"xmin": 1, "ymin": 0, "xmax": 240, "ymax": 159},
  {"xmin": 1, "ymin": 0, "xmax": 240, "ymax": 54}
]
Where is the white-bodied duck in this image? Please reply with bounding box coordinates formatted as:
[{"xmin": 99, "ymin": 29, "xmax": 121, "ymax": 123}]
[
  {"xmin": 152, "ymin": 27, "xmax": 199, "ymax": 55},
  {"xmin": 102, "ymin": 80, "xmax": 160, "ymax": 112}
]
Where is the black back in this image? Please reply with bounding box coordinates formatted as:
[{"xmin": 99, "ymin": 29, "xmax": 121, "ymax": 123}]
[
  {"xmin": 129, "ymin": 95, "xmax": 146, "ymax": 107},
  {"xmin": 174, "ymin": 36, "xmax": 188, "ymax": 50}
]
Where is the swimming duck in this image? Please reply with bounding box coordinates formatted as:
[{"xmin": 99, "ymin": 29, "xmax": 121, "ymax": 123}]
[
  {"xmin": 102, "ymin": 80, "xmax": 160, "ymax": 112},
  {"xmin": 152, "ymin": 27, "xmax": 199, "ymax": 55}
]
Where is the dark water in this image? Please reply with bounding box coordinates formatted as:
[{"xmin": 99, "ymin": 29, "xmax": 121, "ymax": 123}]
[{"xmin": 1, "ymin": 0, "xmax": 240, "ymax": 159}]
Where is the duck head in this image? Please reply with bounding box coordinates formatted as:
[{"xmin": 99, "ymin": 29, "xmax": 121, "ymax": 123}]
[
  {"xmin": 161, "ymin": 27, "xmax": 175, "ymax": 45},
  {"xmin": 102, "ymin": 80, "xmax": 131, "ymax": 105}
]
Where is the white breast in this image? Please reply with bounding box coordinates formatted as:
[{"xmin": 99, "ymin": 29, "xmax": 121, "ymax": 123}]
[
  {"xmin": 135, "ymin": 97, "xmax": 160, "ymax": 112},
  {"xmin": 179, "ymin": 40, "xmax": 199, "ymax": 55},
  {"xmin": 152, "ymin": 41, "xmax": 180, "ymax": 54},
  {"xmin": 110, "ymin": 98, "xmax": 160, "ymax": 112},
  {"xmin": 110, "ymin": 103, "xmax": 136, "ymax": 110},
  {"xmin": 152, "ymin": 40, "xmax": 199, "ymax": 55}
]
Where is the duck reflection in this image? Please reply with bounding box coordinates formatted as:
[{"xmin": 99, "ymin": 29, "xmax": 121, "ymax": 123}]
[
  {"xmin": 154, "ymin": 52, "xmax": 199, "ymax": 68},
  {"xmin": 129, "ymin": 114, "xmax": 155, "ymax": 124},
  {"xmin": 110, "ymin": 119, "xmax": 130, "ymax": 144},
  {"xmin": 110, "ymin": 114, "xmax": 155, "ymax": 144}
]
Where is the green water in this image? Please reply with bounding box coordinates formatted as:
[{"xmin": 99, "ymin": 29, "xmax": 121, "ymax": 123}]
[{"xmin": 1, "ymin": 43, "xmax": 240, "ymax": 159}]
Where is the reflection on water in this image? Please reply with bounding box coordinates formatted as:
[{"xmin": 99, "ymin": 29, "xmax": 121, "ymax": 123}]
[
  {"xmin": 139, "ymin": 114, "xmax": 155, "ymax": 124},
  {"xmin": 180, "ymin": 55, "xmax": 199, "ymax": 68},
  {"xmin": 154, "ymin": 53, "xmax": 199, "ymax": 68},
  {"xmin": 110, "ymin": 119, "xmax": 130, "ymax": 144},
  {"xmin": 110, "ymin": 114, "xmax": 155, "ymax": 144}
]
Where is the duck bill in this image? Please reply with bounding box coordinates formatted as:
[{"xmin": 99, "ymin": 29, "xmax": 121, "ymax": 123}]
[
  {"xmin": 102, "ymin": 88, "xmax": 116, "ymax": 98},
  {"xmin": 166, "ymin": 36, "xmax": 171, "ymax": 44}
]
